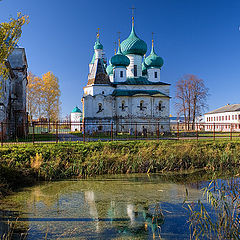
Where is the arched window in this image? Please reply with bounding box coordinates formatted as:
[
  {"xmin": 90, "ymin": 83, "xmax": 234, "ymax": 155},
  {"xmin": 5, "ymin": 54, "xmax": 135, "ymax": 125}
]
[
  {"xmin": 98, "ymin": 103, "xmax": 102, "ymax": 112},
  {"xmin": 155, "ymin": 71, "xmax": 158, "ymax": 78},
  {"xmin": 120, "ymin": 71, "xmax": 123, "ymax": 78},
  {"xmin": 158, "ymin": 102, "xmax": 162, "ymax": 111},
  {"xmin": 121, "ymin": 101, "xmax": 125, "ymax": 111},
  {"xmin": 140, "ymin": 100, "xmax": 144, "ymax": 111}
]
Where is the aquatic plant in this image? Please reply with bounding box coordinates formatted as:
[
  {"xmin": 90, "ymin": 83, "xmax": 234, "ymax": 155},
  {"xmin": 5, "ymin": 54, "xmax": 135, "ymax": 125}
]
[{"xmin": 185, "ymin": 177, "xmax": 240, "ymax": 239}]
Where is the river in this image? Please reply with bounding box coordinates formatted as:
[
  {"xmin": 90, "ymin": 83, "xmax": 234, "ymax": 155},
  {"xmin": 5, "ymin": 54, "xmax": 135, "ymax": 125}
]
[{"xmin": 0, "ymin": 172, "xmax": 237, "ymax": 239}]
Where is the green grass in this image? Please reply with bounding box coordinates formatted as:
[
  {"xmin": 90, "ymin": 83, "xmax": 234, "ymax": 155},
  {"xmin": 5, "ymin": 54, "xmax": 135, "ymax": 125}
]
[{"xmin": 0, "ymin": 140, "xmax": 239, "ymax": 196}]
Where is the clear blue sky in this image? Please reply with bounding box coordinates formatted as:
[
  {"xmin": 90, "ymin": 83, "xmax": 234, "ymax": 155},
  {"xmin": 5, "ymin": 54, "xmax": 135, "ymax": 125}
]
[{"xmin": 1, "ymin": 0, "xmax": 240, "ymax": 118}]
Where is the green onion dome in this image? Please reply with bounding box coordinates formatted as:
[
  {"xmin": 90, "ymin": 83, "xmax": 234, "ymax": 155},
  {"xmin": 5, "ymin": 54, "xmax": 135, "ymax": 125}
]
[
  {"xmin": 110, "ymin": 46, "xmax": 130, "ymax": 67},
  {"xmin": 94, "ymin": 37, "xmax": 103, "ymax": 50},
  {"xmin": 120, "ymin": 25, "xmax": 147, "ymax": 56},
  {"xmin": 106, "ymin": 60, "xmax": 114, "ymax": 75},
  {"xmin": 72, "ymin": 106, "xmax": 82, "ymax": 113},
  {"xmin": 145, "ymin": 44, "xmax": 164, "ymax": 68}
]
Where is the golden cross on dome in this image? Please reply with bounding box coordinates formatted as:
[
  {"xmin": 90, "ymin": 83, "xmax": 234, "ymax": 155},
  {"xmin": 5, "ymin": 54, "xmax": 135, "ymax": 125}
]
[
  {"xmin": 114, "ymin": 41, "xmax": 117, "ymax": 55},
  {"xmin": 117, "ymin": 31, "xmax": 121, "ymax": 46},
  {"xmin": 130, "ymin": 6, "xmax": 136, "ymax": 26},
  {"xmin": 96, "ymin": 28, "xmax": 100, "ymax": 38},
  {"xmin": 152, "ymin": 32, "xmax": 155, "ymax": 47}
]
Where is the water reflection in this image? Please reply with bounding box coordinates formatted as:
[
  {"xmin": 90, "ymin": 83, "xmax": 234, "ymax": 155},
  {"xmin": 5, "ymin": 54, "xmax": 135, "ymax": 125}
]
[{"xmin": 0, "ymin": 173, "xmax": 233, "ymax": 239}]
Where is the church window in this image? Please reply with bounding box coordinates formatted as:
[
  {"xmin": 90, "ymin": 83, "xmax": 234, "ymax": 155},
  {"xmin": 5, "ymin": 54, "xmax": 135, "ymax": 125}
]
[
  {"xmin": 158, "ymin": 102, "xmax": 162, "ymax": 111},
  {"xmin": 140, "ymin": 100, "xmax": 144, "ymax": 111},
  {"xmin": 134, "ymin": 65, "xmax": 137, "ymax": 77},
  {"xmin": 120, "ymin": 71, "xmax": 123, "ymax": 78},
  {"xmin": 155, "ymin": 72, "xmax": 158, "ymax": 78},
  {"xmin": 98, "ymin": 103, "xmax": 102, "ymax": 112},
  {"xmin": 102, "ymin": 91, "xmax": 104, "ymax": 94}
]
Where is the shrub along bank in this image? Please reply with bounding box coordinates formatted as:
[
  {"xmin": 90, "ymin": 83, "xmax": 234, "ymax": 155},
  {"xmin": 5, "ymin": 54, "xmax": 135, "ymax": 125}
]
[{"xmin": 0, "ymin": 140, "xmax": 240, "ymax": 197}]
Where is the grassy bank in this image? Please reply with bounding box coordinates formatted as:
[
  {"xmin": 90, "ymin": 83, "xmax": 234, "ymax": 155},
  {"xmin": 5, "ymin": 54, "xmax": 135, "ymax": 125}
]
[{"xmin": 0, "ymin": 140, "xmax": 240, "ymax": 197}]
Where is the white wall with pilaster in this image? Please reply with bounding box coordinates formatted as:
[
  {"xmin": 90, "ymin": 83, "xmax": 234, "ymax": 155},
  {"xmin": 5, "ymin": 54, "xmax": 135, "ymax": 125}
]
[
  {"xmin": 147, "ymin": 68, "xmax": 160, "ymax": 82},
  {"xmin": 109, "ymin": 74, "xmax": 114, "ymax": 82},
  {"xmin": 113, "ymin": 67, "xmax": 126, "ymax": 82},
  {"xmin": 126, "ymin": 54, "xmax": 142, "ymax": 77},
  {"xmin": 83, "ymin": 85, "xmax": 114, "ymax": 96},
  {"xmin": 94, "ymin": 49, "xmax": 102, "ymax": 59}
]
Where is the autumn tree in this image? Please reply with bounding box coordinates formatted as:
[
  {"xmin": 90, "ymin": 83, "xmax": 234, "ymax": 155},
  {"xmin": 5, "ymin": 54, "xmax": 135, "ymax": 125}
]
[
  {"xmin": 41, "ymin": 72, "xmax": 61, "ymax": 121},
  {"xmin": 175, "ymin": 74, "xmax": 208, "ymax": 130},
  {"xmin": 27, "ymin": 72, "xmax": 44, "ymax": 121},
  {"xmin": 27, "ymin": 71, "xmax": 61, "ymax": 121},
  {"xmin": 0, "ymin": 13, "xmax": 29, "ymax": 80}
]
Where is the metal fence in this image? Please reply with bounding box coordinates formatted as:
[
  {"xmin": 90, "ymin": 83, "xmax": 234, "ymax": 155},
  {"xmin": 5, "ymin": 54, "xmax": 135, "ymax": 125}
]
[{"xmin": 0, "ymin": 120, "xmax": 240, "ymax": 145}]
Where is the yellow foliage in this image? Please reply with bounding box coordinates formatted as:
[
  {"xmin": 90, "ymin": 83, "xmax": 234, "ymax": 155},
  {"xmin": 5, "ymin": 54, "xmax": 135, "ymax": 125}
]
[
  {"xmin": 27, "ymin": 71, "xmax": 61, "ymax": 121},
  {"xmin": 30, "ymin": 153, "xmax": 43, "ymax": 170},
  {"xmin": 0, "ymin": 13, "xmax": 29, "ymax": 80}
]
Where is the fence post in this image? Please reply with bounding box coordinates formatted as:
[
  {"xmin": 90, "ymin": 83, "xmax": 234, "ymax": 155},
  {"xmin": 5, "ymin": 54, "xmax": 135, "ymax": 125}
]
[
  {"xmin": 213, "ymin": 123, "xmax": 215, "ymax": 141},
  {"xmin": 83, "ymin": 119, "xmax": 85, "ymax": 143},
  {"xmin": 1, "ymin": 122, "xmax": 3, "ymax": 147},
  {"xmin": 177, "ymin": 121, "xmax": 179, "ymax": 140},
  {"xmin": 196, "ymin": 123, "xmax": 198, "ymax": 141},
  {"xmin": 230, "ymin": 124, "xmax": 232, "ymax": 141},
  {"xmin": 111, "ymin": 122, "xmax": 113, "ymax": 141},
  {"xmin": 157, "ymin": 122, "xmax": 160, "ymax": 140},
  {"xmin": 32, "ymin": 122, "xmax": 35, "ymax": 144},
  {"xmin": 135, "ymin": 123, "xmax": 137, "ymax": 140},
  {"xmin": 56, "ymin": 121, "xmax": 58, "ymax": 143}
]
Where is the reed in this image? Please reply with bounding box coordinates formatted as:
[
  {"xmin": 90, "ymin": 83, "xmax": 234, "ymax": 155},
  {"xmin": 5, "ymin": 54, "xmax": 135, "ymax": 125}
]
[
  {"xmin": 0, "ymin": 140, "xmax": 239, "ymax": 196},
  {"xmin": 185, "ymin": 177, "xmax": 240, "ymax": 239}
]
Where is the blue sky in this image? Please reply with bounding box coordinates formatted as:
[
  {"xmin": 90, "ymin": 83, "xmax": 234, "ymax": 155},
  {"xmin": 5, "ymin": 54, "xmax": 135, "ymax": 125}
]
[{"xmin": 1, "ymin": 0, "xmax": 240, "ymax": 117}]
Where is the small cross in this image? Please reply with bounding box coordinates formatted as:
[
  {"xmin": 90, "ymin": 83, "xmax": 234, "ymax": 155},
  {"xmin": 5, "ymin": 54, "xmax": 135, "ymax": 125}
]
[
  {"xmin": 97, "ymin": 28, "xmax": 100, "ymax": 38},
  {"xmin": 130, "ymin": 6, "xmax": 136, "ymax": 18},
  {"xmin": 151, "ymin": 32, "xmax": 155, "ymax": 47},
  {"xmin": 114, "ymin": 41, "xmax": 117, "ymax": 54},
  {"xmin": 117, "ymin": 31, "xmax": 121, "ymax": 45},
  {"xmin": 130, "ymin": 6, "xmax": 136, "ymax": 25}
]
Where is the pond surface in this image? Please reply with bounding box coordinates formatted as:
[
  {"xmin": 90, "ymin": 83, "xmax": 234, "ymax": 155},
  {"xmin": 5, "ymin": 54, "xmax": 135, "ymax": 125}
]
[{"xmin": 0, "ymin": 173, "xmax": 228, "ymax": 239}]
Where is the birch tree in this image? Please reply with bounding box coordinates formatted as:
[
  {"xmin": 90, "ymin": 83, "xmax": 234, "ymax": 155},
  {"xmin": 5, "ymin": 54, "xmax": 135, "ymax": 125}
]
[
  {"xmin": 42, "ymin": 72, "xmax": 61, "ymax": 121},
  {"xmin": 175, "ymin": 74, "xmax": 208, "ymax": 130}
]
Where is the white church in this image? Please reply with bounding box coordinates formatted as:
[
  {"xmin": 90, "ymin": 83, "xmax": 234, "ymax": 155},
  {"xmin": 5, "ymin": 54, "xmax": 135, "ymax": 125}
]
[{"xmin": 81, "ymin": 17, "xmax": 170, "ymax": 134}]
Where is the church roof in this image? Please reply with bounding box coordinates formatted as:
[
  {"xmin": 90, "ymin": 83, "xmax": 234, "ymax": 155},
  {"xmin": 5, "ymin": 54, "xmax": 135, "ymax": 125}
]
[
  {"xmin": 113, "ymin": 77, "xmax": 170, "ymax": 85},
  {"xmin": 106, "ymin": 63, "xmax": 114, "ymax": 75},
  {"xmin": 87, "ymin": 58, "xmax": 110, "ymax": 85},
  {"xmin": 112, "ymin": 89, "xmax": 170, "ymax": 97},
  {"xmin": 205, "ymin": 104, "xmax": 240, "ymax": 115},
  {"xmin": 110, "ymin": 46, "xmax": 130, "ymax": 67},
  {"xmin": 94, "ymin": 37, "xmax": 103, "ymax": 50},
  {"xmin": 121, "ymin": 25, "xmax": 147, "ymax": 56},
  {"xmin": 145, "ymin": 44, "xmax": 164, "ymax": 69},
  {"xmin": 72, "ymin": 106, "xmax": 82, "ymax": 113}
]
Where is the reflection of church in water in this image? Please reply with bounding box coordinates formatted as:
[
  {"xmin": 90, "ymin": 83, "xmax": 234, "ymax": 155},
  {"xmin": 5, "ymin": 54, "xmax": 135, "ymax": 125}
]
[{"xmin": 81, "ymin": 16, "xmax": 170, "ymax": 134}]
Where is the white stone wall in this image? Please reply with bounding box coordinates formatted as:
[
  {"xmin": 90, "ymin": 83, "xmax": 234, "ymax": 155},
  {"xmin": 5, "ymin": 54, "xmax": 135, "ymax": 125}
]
[
  {"xmin": 84, "ymin": 85, "xmax": 114, "ymax": 96},
  {"xmin": 89, "ymin": 63, "xmax": 93, "ymax": 73},
  {"xmin": 70, "ymin": 112, "xmax": 82, "ymax": 131},
  {"xmin": 126, "ymin": 54, "xmax": 142, "ymax": 77},
  {"xmin": 147, "ymin": 68, "xmax": 160, "ymax": 82},
  {"xmin": 205, "ymin": 111, "xmax": 240, "ymax": 132},
  {"xmin": 113, "ymin": 67, "xmax": 126, "ymax": 82},
  {"xmin": 94, "ymin": 49, "xmax": 102, "ymax": 59},
  {"xmin": 109, "ymin": 74, "xmax": 114, "ymax": 82}
]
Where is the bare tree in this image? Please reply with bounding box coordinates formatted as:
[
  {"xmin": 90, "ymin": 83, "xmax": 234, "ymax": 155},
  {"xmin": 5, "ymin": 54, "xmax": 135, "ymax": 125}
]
[{"xmin": 175, "ymin": 74, "xmax": 208, "ymax": 130}]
